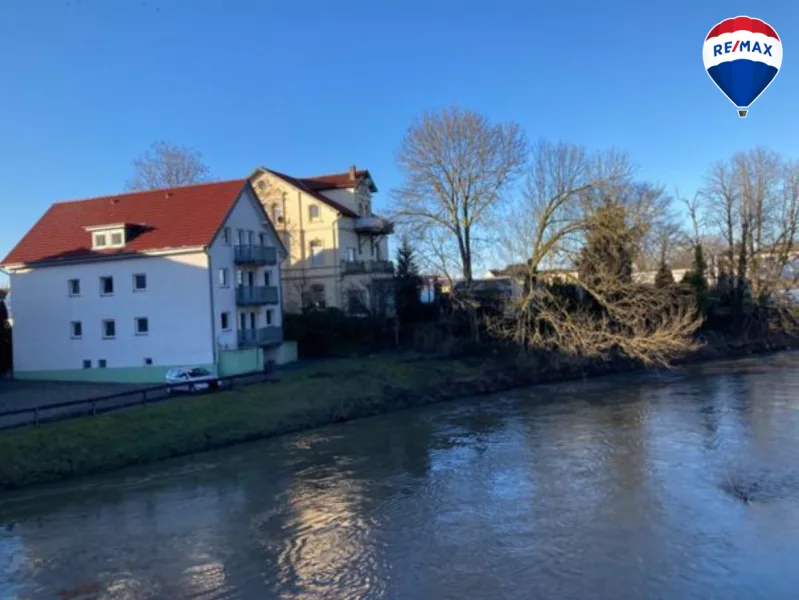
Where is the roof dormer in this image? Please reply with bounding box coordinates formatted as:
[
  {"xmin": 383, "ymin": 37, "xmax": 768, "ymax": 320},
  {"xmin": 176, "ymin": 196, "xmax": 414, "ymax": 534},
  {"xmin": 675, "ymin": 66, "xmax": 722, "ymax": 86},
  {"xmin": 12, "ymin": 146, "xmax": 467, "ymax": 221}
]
[{"xmin": 84, "ymin": 223, "xmax": 131, "ymax": 250}]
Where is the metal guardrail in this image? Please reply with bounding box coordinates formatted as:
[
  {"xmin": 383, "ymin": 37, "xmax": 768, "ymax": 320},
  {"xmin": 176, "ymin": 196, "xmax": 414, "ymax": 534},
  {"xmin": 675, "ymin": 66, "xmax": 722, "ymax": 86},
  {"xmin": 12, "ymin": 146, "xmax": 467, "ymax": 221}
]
[
  {"xmin": 234, "ymin": 245, "xmax": 277, "ymax": 265},
  {"xmin": 238, "ymin": 326, "xmax": 283, "ymax": 347},
  {"xmin": 236, "ymin": 285, "xmax": 280, "ymax": 305},
  {"xmin": 0, "ymin": 370, "xmax": 277, "ymax": 431}
]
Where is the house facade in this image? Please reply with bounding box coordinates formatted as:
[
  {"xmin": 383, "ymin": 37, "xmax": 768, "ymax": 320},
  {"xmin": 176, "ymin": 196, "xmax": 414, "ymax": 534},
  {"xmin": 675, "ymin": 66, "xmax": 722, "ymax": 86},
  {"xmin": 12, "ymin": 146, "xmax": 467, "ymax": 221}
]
[
  {"xmin": 249, "ymin": 166, "xmax": 395, "ymax": 316},
  {"xmin": 0, "ymin": 180, "xmax": 289, "ymax": 383}
]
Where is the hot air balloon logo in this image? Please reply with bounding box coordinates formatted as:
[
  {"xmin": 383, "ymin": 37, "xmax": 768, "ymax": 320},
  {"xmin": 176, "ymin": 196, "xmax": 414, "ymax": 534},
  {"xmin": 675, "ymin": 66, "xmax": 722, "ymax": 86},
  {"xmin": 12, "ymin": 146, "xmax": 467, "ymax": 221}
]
[{"xmin": 703, "ymin": 16, "xmax": 782, "ymax": 117}]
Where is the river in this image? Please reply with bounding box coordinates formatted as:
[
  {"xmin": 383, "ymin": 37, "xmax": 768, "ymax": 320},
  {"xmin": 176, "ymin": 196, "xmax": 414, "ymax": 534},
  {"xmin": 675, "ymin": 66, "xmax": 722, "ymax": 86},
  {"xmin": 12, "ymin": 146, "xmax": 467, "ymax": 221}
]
[{"xmin": 3, "ymin": 353, "xmax": 799, "ymax": 599}]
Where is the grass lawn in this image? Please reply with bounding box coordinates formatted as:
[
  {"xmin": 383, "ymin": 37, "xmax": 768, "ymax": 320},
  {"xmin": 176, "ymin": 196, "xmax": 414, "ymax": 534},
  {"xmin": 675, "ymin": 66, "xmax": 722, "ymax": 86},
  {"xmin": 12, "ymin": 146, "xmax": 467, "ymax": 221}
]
[{"xmin": 0, "ymin": 355, "xmax": 484, "ymax": 490}]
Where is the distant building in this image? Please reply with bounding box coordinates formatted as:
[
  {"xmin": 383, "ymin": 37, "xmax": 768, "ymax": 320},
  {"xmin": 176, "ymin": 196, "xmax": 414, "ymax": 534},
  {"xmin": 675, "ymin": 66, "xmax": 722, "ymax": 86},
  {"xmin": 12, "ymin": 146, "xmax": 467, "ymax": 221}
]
[
  {"xmin": 249, "ymin": 166, "xmax": 395, "ymax": 317},
  {"xmin": 0, "ymin": 180, "xmax": 289, "ymax": 382}
]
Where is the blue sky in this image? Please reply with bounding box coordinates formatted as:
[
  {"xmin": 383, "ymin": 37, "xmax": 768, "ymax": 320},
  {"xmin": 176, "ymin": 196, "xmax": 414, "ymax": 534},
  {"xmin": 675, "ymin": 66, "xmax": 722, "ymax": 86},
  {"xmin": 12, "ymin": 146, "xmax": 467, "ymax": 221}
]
[{"xmin": 1, "ymin": 0, "xmax": 797, "ymax": 282}]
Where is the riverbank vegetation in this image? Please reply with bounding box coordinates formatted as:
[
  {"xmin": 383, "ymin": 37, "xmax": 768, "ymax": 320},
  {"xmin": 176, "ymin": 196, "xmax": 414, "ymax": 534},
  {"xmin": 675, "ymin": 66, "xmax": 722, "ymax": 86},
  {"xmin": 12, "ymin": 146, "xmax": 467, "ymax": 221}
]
[{"xmin": 391, "ymin": 109, "xmax": 799, "ymax": 366}]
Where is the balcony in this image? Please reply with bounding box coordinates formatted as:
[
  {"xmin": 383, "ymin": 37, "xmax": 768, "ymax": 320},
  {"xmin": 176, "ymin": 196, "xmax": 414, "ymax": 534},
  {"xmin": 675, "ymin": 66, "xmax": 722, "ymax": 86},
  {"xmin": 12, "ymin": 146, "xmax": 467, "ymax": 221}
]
[
  {"xmin": 234, "ymin": 245, "xmax": 277, "ymax": 266},
  {"xmin": 353, "ymin": 216, "xmax": 394, "ymax": 235},
  {"xmin": 236, "ymin": 285, "xmax": 280, "ymax": 306},
  {"xmin": 238, "ymin": 326, "xmax": 283, "ymax": 348},
  {"xmin": 341, "ymin": 260, "xmax": 394, "ymax": 275}
]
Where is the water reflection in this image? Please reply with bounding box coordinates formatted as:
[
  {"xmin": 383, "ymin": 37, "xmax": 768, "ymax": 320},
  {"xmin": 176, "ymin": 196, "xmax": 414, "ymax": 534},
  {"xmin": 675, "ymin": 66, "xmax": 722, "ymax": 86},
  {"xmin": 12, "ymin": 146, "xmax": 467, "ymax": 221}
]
[{"xmin": 2, "ymin": 353, "xmax": 799, "ymax": 599}]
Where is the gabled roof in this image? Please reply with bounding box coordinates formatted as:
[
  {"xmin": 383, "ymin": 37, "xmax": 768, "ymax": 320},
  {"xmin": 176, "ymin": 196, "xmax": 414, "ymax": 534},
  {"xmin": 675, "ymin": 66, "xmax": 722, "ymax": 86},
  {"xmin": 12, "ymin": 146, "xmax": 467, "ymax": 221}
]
[
  {"xmin": 254, "ymin": 168, "xmax": 360, "ymax": 218},
  {"xmin": 1, "ymin": 180, "xmax": 249, "ymax": 268},
  {"xmin": 303, "ymin": 169, "xmax": 377, "ymax": 193}
]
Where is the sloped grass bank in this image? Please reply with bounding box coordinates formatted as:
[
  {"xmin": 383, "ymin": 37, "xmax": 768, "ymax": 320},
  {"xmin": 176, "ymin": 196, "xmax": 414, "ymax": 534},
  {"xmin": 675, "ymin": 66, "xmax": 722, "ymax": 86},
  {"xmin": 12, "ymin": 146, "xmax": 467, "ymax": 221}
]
[{"xmin": 1, "ymin": 338, "xmax": 796, "ymax": 491}]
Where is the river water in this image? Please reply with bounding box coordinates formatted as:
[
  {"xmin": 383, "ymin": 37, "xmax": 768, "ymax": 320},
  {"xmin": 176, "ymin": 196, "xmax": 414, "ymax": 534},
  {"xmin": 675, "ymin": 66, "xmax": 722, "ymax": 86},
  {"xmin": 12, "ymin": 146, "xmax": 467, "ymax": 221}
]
[{"xmin": 3, "ymin": 353, "xmax": 799, "ymax": 599}]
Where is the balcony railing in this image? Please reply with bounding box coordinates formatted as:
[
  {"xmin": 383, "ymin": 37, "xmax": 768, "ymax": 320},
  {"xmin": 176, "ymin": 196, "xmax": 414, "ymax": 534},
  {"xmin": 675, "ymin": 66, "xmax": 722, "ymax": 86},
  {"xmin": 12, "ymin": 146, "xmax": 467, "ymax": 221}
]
[
  {"xmin": 238, "ymin": 326, "xmax": 283, "ymax": 348},
  {"xmin": 236, "ymin": 285, "xmax": 280, "ymax": 306},
  {"xmin": 353, "ymin": 216, "xmax": 394, "ymax": 235},
  {"xmin": 341, "ymin": 260, "xmax": 394, "ymax": 275},
  {"xmin": 234, "ymin": 245, "xmax": 277, "ymax": 266}
]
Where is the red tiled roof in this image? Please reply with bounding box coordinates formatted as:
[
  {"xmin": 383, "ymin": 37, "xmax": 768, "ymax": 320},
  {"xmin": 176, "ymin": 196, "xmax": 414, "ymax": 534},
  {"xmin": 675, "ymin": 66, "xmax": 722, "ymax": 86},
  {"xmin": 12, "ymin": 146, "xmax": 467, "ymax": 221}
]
[
  {"xmin": 303, "ymin": 170, "xmax": 372, "ymax": 190},
  {"xmin": 1, "ymin": 180, "xmax": 249, "ymax": 267},
  {"xmin": 264, "ymin": 169, "xmax": 360, "ymax": 218}
]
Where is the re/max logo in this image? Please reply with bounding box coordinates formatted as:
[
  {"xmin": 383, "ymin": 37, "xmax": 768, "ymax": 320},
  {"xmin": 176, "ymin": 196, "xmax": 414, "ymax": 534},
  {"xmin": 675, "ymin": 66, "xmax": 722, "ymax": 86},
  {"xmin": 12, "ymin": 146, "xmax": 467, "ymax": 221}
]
[{"xmin": 713, "ymin": 40, "xmax": 774, "ymax": 57}]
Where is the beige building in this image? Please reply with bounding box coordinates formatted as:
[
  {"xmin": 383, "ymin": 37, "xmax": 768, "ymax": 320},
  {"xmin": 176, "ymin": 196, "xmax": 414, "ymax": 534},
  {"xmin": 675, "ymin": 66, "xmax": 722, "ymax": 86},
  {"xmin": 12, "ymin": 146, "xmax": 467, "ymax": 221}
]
[{"xmin": 249, "ymin": 166, "xmax": 395, "ymax": 316}]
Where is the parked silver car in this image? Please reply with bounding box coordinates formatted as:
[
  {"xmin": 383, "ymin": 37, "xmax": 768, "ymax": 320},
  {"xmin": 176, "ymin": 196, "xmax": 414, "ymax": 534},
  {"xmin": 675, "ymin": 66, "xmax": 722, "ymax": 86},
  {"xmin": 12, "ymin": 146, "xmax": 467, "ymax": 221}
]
[{"xmin": 165, "ymin": 367, "xmax": 220, "ymax": 393}]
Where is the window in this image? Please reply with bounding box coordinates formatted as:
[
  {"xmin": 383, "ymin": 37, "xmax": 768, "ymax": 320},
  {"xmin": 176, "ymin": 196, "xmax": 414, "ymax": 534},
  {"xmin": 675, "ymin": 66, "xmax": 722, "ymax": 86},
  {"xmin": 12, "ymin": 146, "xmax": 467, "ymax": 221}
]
[
  {"xmin": 133, "ymin": 273, "xmax": 147, "ymax": 291},
  {"xmin": 98, "ymin": 359, "xmax": 107, "ymax": 369},
  {"xmin": 272, "ymin": 203, "xmax": 283, "ymax": 222},
  {"xmin": 250, "ymin": 312, "xmax": 257, "ymax": 329},
  {"xmin": 223, "ymin": 227, "xmax": 231, "ymax": 245},
  {"xmin": 348, "ymin": 289, "xmax": 368, "ymax": 315},
  {"xmin": 248, "ymin": 230, "xmax": 255, "ymax": 246},
  {"xmin": 82, "ymin": 359, "xmax": 91, "ymax": 369},
  {"xmin": 221, "ymin": 312, "xmax": 231, "ymax": 331},
  {"xmin": 236, "ymin": 269, "xmax": 244, "ymax": 286},
  {"xmin": 239, "ymin": 312, "xmax": 246, "ymax": 330},
  {"xmin": 219, "ymin": 268, "xmax": 229, "ymax": 287},
  {"xmin": 100, "ymin": 276, "xmax": 114, "ymax": 296},
  {"xmin": 266, "ymin": 309, "xmax": 273, "ymax": 325},
  {"xmin": 309, "ymin": 240, "xmax": 323, "ymax": 266},
  {"xmin": 237, "ymin": 229, "xmax": 245, "ymax": 245},
  {"xmin": 263, "ymin": 271, "xmax": 271, "ymax": 286},
  {"xmin": 309, "ymin": 204, "xmax": 320, "ymax": 221},
  {"xmin": 102, "ymin": 319, "xmax": 116, "ymax": 339},
  {"xmin": 68, "ymin": 279, "xmax": 80, "ymax": 296},
  {"xmin": 135, "ymin": 317, "xmax": 149, "ymax": 335},
  {"xmin": 345, "ymin": 247, "xmax": 356, "ymax": 262},
  {"xmin": 144, "ymin": 357, "xmax": 153, "ymax": 366},
  {"xmin": 259, "ymin": 232, "xmax": 266, "ymax": 246},
  {"xmin": 375, "ymin": 243, "xmax": 382, "ymax": 261},
  {"xmin": 110, "ymin": 232, "xmax": 123, "ymax": 246},
  {"xmin": 309, "ymin": 283, "xmax": 326, "ymax": 308},
  {"xmin": 94, "ymin": 233, "xmax": 107, "ymax": 248},
  {"xmin": 70, "ymin": 321, "xmax": 82, "ymax": 339}
]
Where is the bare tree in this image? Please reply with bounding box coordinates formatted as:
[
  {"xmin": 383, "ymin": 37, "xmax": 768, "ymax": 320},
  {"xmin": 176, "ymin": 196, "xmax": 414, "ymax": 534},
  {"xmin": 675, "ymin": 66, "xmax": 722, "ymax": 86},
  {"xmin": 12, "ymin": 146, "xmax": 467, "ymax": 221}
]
[
  {"xmin": 701, "ymin": 148, "xmax": 799, "ymax": 300},
  {"xmin": 126, "ymin": 140, "xmax": 211, "ymax": 191},
  {"xmin": 493, "ymin": 141, "xmax": 700, "ymax": 365},
  {"xmin": 393, "ymin": 107, "xmax": 528, "ymax": 288}
]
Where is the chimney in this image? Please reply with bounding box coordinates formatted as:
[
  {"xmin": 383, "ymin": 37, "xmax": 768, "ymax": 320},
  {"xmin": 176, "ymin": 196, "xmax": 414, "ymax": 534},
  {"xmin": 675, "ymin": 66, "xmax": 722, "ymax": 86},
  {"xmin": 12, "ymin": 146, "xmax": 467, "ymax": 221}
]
[{"xmin": 349, "ymin": 165, "xmax": 357, "ymax": 181}]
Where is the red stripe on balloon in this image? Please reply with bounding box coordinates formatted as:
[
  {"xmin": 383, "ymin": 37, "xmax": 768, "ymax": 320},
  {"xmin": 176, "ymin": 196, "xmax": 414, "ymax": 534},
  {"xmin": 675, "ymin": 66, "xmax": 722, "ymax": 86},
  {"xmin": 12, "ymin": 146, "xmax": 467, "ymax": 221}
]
[{"xmin": 705, "ymin": 16, "xmax": 779, "ymax": 41}]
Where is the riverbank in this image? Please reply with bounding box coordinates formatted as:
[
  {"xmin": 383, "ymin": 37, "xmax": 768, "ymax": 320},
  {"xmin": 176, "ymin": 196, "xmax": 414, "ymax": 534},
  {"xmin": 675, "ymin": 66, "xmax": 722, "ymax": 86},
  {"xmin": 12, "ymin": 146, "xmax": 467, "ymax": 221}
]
[{"xmin": 1, "ymin": 336, "xmax": 797, "ymax": 491}]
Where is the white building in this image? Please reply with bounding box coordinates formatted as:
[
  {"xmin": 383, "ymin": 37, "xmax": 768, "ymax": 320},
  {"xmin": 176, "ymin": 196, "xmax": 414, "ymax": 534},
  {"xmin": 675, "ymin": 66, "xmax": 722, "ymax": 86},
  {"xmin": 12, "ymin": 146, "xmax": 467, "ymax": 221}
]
[{"xmin": 0, "ymin": 179, "xmax": 290, "ymax": 383}]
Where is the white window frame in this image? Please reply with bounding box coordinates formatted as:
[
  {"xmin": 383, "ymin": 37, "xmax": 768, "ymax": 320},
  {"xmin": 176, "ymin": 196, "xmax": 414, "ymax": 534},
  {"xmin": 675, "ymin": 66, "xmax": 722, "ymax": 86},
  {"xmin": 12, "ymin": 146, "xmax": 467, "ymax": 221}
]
[
  {"xmin": 110, "ymin": 232, "xmax": 123, "ymax": 246},
  {"xmin": 223, "ymin": 227, "xmax": 231, "ymax": 245},
  {"xmin": 68, "ymin": 279, "xmax": 81, "ymax": 297},
  {"xmin": 135, "ymin": 317, "xmax": 149, "ymax": 336},
  {"xmin": 309, "ymin": 204, "xmax": 320, "ymax": 222},
  {"xmin": 266, "ymin": 309, "xmax": 273, "ymax": 326},
  {"xmin": 100, "ymin": 276, "xmax": 114, "ymax": 296},
  {"xmin": 70, "ymin": 321, "xmax": 82, "ymax": 339},
  {"xmin": 102, "ymin": 319, "xmax": 116, "ymax": 339},
  {"xmin": 93, "ymin": 233, "xmax": 107, "ymax": 248},
  {"xmin": 219, "ymin": 268, "xmax": 229, "ymax": 288},
  {"xmin": 345, "ymin": 247, "xmax": 356, "ymax": 262},
  {"xmin": 133, "ymin": 273, "xmax": 147, "ymax": 292},
  {"xmin": 221, "ymin": 311, "xmax": 231, "ymax": 331}
]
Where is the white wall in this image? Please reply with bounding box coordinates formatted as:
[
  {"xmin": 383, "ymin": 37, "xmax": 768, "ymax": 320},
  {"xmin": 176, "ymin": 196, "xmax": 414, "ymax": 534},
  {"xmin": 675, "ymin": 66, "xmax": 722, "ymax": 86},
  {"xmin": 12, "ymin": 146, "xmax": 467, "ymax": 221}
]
[
  {"xmin": 10, "ymin": 251, "xmax": 213, "ymax": 372},
  {"xmin": 208, "ymin": 187, "xmax": 284, "ymax": 352}
]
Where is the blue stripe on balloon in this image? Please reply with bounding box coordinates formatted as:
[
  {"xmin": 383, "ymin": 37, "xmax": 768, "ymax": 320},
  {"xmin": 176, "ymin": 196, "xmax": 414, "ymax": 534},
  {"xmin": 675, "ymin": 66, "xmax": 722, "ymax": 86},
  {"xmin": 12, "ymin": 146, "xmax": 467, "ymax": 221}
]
[{"xmin": 707, "ymin": 59, "xmax": 778, "ymax": 108}]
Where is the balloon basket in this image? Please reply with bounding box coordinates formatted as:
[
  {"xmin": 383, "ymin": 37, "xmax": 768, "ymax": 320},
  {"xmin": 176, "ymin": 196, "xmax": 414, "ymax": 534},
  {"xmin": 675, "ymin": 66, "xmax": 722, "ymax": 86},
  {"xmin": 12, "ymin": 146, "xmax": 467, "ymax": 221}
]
[{"xmin": 738, "ymin": 109, "xmax": 748, "ymax": 118}]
